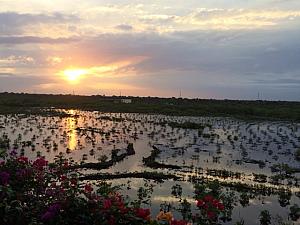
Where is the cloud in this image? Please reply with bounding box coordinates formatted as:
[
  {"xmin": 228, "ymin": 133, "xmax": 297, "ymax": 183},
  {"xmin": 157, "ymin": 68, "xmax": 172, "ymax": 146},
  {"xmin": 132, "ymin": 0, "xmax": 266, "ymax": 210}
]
[
  {"xmin": 0, "ymin": 74, "xmax": 54, "ymax": 91},
  {"xmin": 0, "ymin": 30, "xmax": 299, "ymax": 100},
  {"xmin": 252, "ymin": 78, "xmax": 300, "ymax": 85},
  {"xmin": 115, "ymin": 24, "xmax": 133, "ymax": 31},
  {"xmin": 175, "ymin": 8, "xmax": 300, "ymax": 29},
  {"xmin": 0, "ymin": 11, "xmax": 79, "ymax": 26},
  {"xmin": 0, "ymin": 2, "xmax": 299, "ymax": 100},
  {"xmin": 0, "ymin": 55, "xmax": 34, "ymax": 66},
  {"xmin": 0, "ymin": 12, "xmax": 79, "ymax": 35},
  {"xmin": 0, "ymin": 36, "xmax": 79, "ymax": 45},
  {"xmin": 0, "ymin": 73, "xmax": 13, "ymax": 77}
]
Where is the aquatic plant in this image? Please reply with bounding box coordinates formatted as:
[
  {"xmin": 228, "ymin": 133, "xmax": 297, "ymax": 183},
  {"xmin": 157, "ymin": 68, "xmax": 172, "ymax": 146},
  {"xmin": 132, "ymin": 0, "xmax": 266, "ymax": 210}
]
[{"xmin": 259, "ymin": 210, "xmax": 271, "ymax": 225}]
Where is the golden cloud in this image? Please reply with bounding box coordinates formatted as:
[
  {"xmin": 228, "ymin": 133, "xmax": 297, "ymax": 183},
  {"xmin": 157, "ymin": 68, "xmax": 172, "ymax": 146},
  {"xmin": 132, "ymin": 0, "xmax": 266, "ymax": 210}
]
[{"xmin": 176, "ymin": 8, "xmax": 300, "ymax": 29}]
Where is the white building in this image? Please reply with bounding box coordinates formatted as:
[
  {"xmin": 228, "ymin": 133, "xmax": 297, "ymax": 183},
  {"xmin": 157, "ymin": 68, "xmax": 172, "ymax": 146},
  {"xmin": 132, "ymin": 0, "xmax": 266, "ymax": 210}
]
[{"xmin": 120, "ymin": 99, "xmax": 132, "ymax": 104}]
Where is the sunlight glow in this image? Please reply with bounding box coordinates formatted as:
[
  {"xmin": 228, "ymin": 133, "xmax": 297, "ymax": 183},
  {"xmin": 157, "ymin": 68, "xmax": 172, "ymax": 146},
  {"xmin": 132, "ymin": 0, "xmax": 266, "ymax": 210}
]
[{"xmin": 63, "ymin": 69, "xmax": 87, "ymax": 83}]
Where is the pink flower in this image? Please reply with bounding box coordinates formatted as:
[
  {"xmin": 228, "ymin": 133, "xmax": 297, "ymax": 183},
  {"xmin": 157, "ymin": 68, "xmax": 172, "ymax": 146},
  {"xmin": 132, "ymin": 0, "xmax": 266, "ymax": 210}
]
[
  {"xmin": 70, "ymin": 178, "xmax": 77, "ymax": 187},
  {"xmin": 171, "ymin": 220, "xmax": 188, "ymax": 225},
  {"xmin": 196, "ymin": 199, "xmax": 205, "ymax": 207},
  {"xmin": 84, "ymin": 183, "xmax": 93, "ymax": 193},
  {"xmin": 135, "ymin": 208, "xmax": 150, "ymax": 220},
  {"xmin": 63, "ymin": 161, "xmax": 69, "ymax": 168},
  {"xmin": 103, "ymin": 199, "xmax": 112, "ymax": 210},
  {"xmin": 212, "ymin": 199, "xmax": 220, "ymax": 208},
  {"xmin": 217, "ymin": 202, "xmax": 225, "ymax": 211},
  {"xmin": 204, "ymin": 195, "xmax": 214, "ymax": 202},
  {"xmin": 33, "ymin": 157, "xmax": 48, "ymax": 170},
  {"xmin": 207, "ymin": 211, "xmax": 216, "ymax": 220},
  {"xmin": 17, "ymin": 156, "xmax": 29, "ymax": 164},
  {"xmin": 16, "ymin": 168, "xmax": 31, "ymax": 178},
  {"xmin": 0, "ymin": 171, "xmax": 10, "ymax": 185},
  {"xmin": 60, "ymin": 175, "xmax": 67, "ymax": 181}
]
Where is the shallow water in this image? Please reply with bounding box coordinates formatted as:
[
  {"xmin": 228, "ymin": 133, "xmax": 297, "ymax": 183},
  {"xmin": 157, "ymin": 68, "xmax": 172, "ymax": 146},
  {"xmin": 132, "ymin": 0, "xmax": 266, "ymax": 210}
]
[{"xmin": 1, "ymin": 109, "xmax": 300, "ymax": 224}]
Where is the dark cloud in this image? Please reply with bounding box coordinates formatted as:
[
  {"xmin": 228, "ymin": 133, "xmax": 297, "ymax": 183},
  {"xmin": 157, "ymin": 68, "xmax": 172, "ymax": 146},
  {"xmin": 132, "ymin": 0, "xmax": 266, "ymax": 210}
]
[
  {"xmin": 115, "ymin": 24, "xmax": 133, "ymax": 31},
  {"xmin": 0, "ymin": 12, "xmax": 79, "ymax": 35},
  {"xmin": 0, "ymin": 24, "xmax": 299, "ymax": 100},
  {"xmin": 76, "ymin": 29, "xmax": 300, "ymax": 77},
  {"xmin": 252, "ymin": 78, "xmax": 300, "ymax": 85},
  {"xmin": 0, "ymin": 11, "xmax": 79, "ymax": 26},
  {"xmin": 0, "ymin": 75, "xmax": 56, "ymax": 92},
  {"xmin": 64, "ymin": 30, "xmax": 300, "ymax": 100},
  {"xmin": 0, "ymin": 73, "xmax": 13, "ymax": 77},
  {"xmin": 0, "ymin": 36, "xmax": 79, "ymax": 45}
]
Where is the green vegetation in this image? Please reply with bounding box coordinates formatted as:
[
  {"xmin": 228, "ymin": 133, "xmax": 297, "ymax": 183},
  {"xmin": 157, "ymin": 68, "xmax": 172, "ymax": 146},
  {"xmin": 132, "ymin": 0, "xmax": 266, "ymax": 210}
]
[
  {"xmin": 259, "ymin": 210, "xmax": 272, "ymax": 225},
  {"xmin": 271, "ymin": 163, "xmax": 300, "ymax": 175},
  {"xmin": 80, "ymin": 171, "xmax": 179, "ymax": 182},
  {"xmin": 289, "ymin": 204, "xmax": 300, "ymax": 221},
  {"xmin": 142, "ymin": 146, "xmax": 182, "ymax": 169},
  {"xmin": 1, "ymin": 92, "xmax": 300, "ymax": 121},
  {"xmin": 71, "ymin": 143, "xmax": 135, "ymax": 170}
]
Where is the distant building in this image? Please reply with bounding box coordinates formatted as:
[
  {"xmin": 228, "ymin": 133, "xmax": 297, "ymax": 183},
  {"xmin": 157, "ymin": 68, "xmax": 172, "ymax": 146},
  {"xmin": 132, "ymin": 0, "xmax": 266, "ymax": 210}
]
[{"xmin": 120, "ymin": 99, "xmax": 132, "ymax": 104}]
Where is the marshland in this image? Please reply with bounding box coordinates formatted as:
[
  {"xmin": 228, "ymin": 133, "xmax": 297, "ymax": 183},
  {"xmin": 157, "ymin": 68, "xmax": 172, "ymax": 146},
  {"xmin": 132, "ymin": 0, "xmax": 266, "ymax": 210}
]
[{"xmin": 1, "ymin": 94, "xmax": 299, "ymax": 224}]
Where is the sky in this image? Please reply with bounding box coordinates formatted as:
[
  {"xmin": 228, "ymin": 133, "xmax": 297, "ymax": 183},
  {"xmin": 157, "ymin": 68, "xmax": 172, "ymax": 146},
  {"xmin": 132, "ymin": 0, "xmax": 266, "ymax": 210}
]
[{"xmin": 0, "ymin": 0, "xmax": 300, "ymax": 100}]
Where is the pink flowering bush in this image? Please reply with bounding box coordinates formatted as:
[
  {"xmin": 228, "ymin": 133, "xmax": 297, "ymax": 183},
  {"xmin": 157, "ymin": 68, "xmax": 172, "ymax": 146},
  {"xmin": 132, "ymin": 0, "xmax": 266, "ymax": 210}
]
[
  {"xmin": 0, "ymin": 152, "xmax": 153, "ymax": 225},
  {"xmin": 170, "ymin": 219, "xmax": 188, "ymax": 225},
  {"xmin": 192, "ymin": 181, "xmax": 235, "ymax": 225},
  {"xmin": 1, "ymin": 150, "xmax": 236, "ymax": 225}
]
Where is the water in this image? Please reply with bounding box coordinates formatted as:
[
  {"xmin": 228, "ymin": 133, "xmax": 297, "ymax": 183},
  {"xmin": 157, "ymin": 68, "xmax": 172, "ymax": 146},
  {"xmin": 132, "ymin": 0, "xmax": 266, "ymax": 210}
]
[{"xmin": 1, "ymin": 109, "xmax": 300, "ymax": 224}]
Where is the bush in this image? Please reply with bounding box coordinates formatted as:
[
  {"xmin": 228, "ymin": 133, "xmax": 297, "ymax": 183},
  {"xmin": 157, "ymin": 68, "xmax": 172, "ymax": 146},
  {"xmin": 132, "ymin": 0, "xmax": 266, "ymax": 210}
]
[{"xmin": 0, "ymin": 152, "xmax": 152, "ymax": 225}]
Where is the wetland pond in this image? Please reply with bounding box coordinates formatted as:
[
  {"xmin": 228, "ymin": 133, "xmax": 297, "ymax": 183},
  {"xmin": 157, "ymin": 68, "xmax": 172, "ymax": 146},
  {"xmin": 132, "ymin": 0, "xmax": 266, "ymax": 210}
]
[{"xmin": 1, "ymin": 109, "xmax": 300, "ymax": 224}]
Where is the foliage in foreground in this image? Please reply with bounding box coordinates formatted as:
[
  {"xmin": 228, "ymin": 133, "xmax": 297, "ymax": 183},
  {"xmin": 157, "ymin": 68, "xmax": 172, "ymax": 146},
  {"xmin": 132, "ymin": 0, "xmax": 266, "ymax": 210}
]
[
  {"xmin": 0, "ymin": 151, "xmax": 232, "ymax": 225},
  {"xmin": 0, "ymin": 152, "xmax": 153, "ymax": 225},
  {"xmin": 0, "ymin": 150, "xmax": 299, "ymax": 225}
]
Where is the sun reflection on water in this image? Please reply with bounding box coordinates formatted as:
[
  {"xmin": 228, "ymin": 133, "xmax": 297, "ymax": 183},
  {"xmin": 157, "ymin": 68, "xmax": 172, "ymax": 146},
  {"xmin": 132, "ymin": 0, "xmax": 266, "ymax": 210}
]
[{"xmin": 67, "ymin": 110, "xmax": 77, "ymax": 151}]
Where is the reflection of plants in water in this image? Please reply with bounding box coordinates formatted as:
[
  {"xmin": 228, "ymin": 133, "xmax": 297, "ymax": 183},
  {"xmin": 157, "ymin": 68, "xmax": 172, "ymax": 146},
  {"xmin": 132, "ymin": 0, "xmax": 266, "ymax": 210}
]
[
  {"xmin": 220, "ymin": 191, "xmax": 236, "ymax": 222},
  {"xmin": 96, "ymin": 181, "xmax": 121, "ymax": 197},
  {"xmin": 234, "ymin": 219, "xmax": 245, "ymax": 225},
  {"xmin": 289, "ymin": 204, "xmax": 300, "ymax": 221},
  {"xmin": 1, "ymin": 111, "xmax": 300, "ymax": 224},
  {"xmin": 132, "ymin": 181, "xmax": 154, "ymax": 208},
  {"xmin": 160, "ymin": 201, "xmax": 172, "ymax": 212},
  {"xmin": 0, "ymin": 135, "xmax": 10, "ymax": 150},
  {"xmin": 171, "ymin": 184, "xmax": 183, "ymax": 199},
  {"xmin": 98, "ymin": 155, "xmax": 108, "ymax": 163},
  {"xmin": 278, "ymin": 189, "xmax": 292, "ymax": 207},
  {"xmin": 207, "ymin": 180, "xmax": 222, "ymax": 196},
  {"xmin": 178, "ymin": 199, "xmax": 192, "ymax": 221},
  {"xmin": 193, "ymin": 181, "xmax": 236, "ymax": 224},
  {"xmin": 259, "ymin": 210, "xmax": 271, "ymax": 225},
  {"xmin": 239, "ymin": 192, "xmax": 250, "ymax": 207}
]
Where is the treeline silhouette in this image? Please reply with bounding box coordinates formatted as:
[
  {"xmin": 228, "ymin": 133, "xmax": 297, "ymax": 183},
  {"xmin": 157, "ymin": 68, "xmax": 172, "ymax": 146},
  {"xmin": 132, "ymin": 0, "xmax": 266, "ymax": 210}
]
[{"xmin": 0, "ymin": 92, "xmax": 299, "ymax": 121}]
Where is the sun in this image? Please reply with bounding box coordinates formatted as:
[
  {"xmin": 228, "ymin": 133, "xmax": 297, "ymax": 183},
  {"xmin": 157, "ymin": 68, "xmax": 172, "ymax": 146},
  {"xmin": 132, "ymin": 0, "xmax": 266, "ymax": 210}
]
[{"xmin": 63, "ymin": 69, "xmax": 87, "ymax": 83}]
